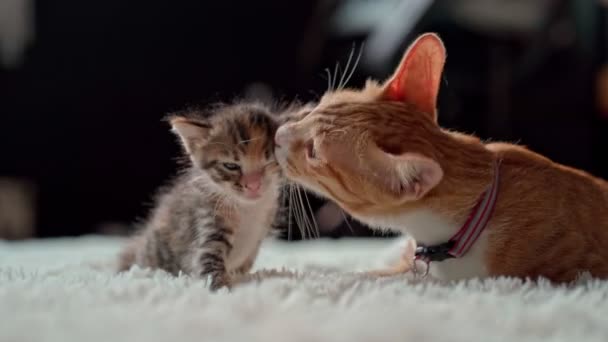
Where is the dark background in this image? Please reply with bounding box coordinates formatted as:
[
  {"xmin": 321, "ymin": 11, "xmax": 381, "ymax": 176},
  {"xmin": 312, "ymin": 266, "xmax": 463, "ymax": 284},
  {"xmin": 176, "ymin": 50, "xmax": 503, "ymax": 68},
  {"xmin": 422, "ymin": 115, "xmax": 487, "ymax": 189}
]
[{"xmin": 1, "ymin": 0, "xmax": 607, "ymax": 239}]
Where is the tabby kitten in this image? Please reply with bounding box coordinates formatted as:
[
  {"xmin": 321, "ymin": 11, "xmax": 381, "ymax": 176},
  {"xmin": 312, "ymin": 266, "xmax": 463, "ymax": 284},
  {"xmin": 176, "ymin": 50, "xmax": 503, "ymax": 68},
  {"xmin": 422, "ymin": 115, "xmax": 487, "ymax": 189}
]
[
  {"xmin": 275, "ymin": 33, "xmax": 608, "ymax": 283},
  {"xmin": 119, "ymin": 103, "xmax": 282, "ymax": 290}
]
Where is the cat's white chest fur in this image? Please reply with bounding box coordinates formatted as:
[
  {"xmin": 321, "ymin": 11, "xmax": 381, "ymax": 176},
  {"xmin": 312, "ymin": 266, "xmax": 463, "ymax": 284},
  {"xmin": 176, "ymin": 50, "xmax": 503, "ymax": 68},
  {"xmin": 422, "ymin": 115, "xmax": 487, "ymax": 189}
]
[{"xmin": 363, "ymin": 209, "xmax": 489, "ymax": 281}]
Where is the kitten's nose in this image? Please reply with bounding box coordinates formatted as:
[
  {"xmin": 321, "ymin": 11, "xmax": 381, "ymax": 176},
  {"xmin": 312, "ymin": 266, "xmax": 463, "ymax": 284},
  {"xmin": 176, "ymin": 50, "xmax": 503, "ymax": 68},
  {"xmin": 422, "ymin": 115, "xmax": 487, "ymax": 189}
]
[
  {"xmin": 241, "ymin": 171, "xmax": 263, "ymax": 193},
  {"xmin": 245, "ymin": 179, "xmax": 261, "ymax": 192},
  {"xmin": 274, "ymin": 125, "xmax": 291, "ymax": 147}
]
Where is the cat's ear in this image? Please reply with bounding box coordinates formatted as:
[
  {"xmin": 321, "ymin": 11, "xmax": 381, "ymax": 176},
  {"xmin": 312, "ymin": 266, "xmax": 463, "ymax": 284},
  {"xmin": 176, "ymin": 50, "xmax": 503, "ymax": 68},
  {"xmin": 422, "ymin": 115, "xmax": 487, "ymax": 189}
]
[
  {"xmin": 169, "ymin": 116, "xmax": 211, "ymax": 154},
  {"xmin": 381, "ymin": 33, "xmax": 446, "ymax": 121},
  {"xmin": 391, "ymin": 153, "xmax": 443, "ymax": 199},
  {"xmin": 369, "ymin": 145, "xmax": 443, "ymax": 200}
]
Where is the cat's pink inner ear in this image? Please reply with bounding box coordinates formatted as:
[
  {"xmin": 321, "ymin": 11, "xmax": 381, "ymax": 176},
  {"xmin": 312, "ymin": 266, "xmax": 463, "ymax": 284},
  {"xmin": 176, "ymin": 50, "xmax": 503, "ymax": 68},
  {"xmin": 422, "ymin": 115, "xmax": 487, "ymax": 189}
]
[
  {"xmin": 390, "ymin": 153, "xmax": 443, "ymax": 200},
  {"xmin": 382, "ymin": 33, "xmax": 446, "ymax": 119}
]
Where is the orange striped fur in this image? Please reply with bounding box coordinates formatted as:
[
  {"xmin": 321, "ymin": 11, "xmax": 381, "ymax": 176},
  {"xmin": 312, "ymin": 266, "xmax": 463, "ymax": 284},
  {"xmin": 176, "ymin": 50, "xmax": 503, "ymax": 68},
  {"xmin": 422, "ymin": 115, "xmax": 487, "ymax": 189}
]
[{"xmin": 275, "ymin": 33, "xmax": 608, "ymax": 282}]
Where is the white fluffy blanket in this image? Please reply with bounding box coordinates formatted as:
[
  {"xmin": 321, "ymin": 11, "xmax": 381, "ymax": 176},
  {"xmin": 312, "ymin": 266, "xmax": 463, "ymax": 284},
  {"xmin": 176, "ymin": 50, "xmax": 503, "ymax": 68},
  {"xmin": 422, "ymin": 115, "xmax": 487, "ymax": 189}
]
[{"xmin": 1, "ymin": 236, "xmax": 607, "ymax": 342}]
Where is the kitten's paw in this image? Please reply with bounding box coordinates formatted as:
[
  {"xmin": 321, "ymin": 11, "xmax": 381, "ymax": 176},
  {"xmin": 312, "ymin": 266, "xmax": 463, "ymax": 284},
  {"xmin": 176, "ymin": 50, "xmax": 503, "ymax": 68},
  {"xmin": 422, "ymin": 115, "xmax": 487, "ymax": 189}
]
[{"xmin": 209, "ymin": 273, "xmax": 232, "ymax": 291}]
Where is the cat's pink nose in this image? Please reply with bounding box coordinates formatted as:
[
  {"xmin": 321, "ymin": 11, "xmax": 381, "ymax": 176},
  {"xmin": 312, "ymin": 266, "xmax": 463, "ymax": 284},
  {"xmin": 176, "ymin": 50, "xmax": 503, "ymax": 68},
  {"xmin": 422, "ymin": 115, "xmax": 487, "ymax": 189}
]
[{"xmin": 275, "ymin": 125, "xmax": 291, "ymax": 147}]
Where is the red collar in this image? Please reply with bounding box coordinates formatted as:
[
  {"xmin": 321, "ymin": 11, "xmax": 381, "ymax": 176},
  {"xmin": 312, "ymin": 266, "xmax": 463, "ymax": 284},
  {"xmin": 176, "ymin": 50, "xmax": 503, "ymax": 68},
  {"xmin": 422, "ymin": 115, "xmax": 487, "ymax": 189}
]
[{"xmin": 415, "ymin": 161, "xmax": 500, "ymax": 263}]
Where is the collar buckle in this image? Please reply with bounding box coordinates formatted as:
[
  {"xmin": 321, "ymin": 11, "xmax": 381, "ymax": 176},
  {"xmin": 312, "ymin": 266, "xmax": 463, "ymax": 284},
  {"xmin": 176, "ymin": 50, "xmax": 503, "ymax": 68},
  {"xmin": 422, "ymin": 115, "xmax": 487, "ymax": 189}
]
[{"xmin": 415, "ymin": 241, "xmax": 456, "ymax": 263}]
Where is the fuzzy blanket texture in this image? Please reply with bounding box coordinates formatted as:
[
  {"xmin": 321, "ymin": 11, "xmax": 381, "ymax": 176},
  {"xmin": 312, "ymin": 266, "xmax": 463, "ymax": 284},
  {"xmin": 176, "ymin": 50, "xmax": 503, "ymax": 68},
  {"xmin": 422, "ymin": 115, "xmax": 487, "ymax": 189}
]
[{"xmin": 1, "ymin": 235, "xmax": 607, "ymax": 342}]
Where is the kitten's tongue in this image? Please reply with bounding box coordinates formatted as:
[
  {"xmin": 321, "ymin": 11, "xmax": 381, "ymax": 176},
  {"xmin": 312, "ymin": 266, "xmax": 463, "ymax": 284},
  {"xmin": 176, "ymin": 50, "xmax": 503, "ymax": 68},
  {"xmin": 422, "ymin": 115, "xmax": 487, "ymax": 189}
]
[{"xmin": 243, "ymin": 190, "xmax": 261, "ymax": 199}]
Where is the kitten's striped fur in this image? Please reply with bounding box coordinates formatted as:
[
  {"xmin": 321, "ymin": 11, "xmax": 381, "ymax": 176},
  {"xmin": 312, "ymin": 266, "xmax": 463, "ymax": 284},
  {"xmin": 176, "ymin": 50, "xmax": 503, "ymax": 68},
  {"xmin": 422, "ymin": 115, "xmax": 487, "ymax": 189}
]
[{"xmin": 118, "ymin": 103, "xmax": 282, "ymax": 290}]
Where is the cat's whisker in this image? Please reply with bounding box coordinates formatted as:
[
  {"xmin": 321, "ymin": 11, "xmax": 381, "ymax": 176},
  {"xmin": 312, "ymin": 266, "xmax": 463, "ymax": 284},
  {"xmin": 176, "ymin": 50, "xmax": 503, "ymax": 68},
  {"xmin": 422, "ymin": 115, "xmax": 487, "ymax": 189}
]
[
  {"xmin": 296, "ymin": 188, "xmax": 311, "ymax": 240},
  {"xmin": 338, "ymin": 42, "xmax": 356, "ymax": 90},
  {"xmin": 341, "ymin": 42, "xmax": 364, "ymax": 90},
  {"xmin": 302, "ymin": 189, "xmax": 320, "ymax": 238},
  {"xmin": 324, "ymin": 68, "xmax": 333, "ymax": 92},
  {"xmin": 292, "ymin": 185, "xmax": 307, "ymax": 239},
  {"xmin": 290, "ymin": 186, "xmax": 301, "ymax": 240},
  {"xmin": 331, "ymin": 61, "xmax": 341, "ymax": 91},
  {"xmin": 289, "ymin": 184, "xmax": 306, "ymax": 240},
  {"xmin": 295, "ymin": 185, "xmax": 315, "ymax": 240},
  {"xmin": 340, "ymin": 209, "xmax": 355, "ymax": 235},
  {"xmin": 284, "ymin": 187, "xmax": 293, "ymax": 241},
  {"xmin": 282, "ymin": 185, "xmax": 292, "ymax": 241},
  {"xmin": 295, "ymin": 188, "xmax": 311, "ymax": 240}
]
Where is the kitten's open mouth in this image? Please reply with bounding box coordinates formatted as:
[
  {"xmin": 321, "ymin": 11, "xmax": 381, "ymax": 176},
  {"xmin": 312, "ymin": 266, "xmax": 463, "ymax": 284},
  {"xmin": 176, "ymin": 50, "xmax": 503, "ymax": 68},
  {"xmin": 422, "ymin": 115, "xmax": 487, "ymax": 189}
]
[{"xmin": 243, "ymin": 192, "xmax": 262, "ymax": 200}]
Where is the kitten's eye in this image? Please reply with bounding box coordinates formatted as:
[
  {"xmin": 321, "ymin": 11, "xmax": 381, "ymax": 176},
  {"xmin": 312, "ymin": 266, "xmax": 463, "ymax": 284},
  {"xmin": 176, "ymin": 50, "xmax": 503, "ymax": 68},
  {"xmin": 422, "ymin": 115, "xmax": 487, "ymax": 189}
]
[
  {"xmin": 305, "ymin": 140, "xmax": 317, "ymax": 159},
  {"xmin": 222, "ymin": 163, "xmax": 241, "ymax": 171}
]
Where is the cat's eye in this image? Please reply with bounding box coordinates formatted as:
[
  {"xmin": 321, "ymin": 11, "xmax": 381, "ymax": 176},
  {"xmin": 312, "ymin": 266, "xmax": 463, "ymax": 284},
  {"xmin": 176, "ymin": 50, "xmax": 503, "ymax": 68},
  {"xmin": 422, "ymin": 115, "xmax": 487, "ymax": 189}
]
[
  {"xmin": 305, "ymin": 141, "xmax": 317, "ymax": 159},
  {"xmin": 222, "ymin": 163, "xmax": 241, "ymax": 171}
]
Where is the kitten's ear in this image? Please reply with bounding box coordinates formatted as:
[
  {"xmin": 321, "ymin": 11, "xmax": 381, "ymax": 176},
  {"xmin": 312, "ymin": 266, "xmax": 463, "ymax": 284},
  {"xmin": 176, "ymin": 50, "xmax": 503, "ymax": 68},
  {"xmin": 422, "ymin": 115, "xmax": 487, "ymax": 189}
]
[
  {"xmin": 169, "ymin": 116, "xmax": 211, "ymax": 154},
  {"xmin": 381, "ymin": 33, "xmax": 446, "ymax": 121},
  {"xmin": 369, "ymin": 145, "xmax": 443, "ymax": 200}
]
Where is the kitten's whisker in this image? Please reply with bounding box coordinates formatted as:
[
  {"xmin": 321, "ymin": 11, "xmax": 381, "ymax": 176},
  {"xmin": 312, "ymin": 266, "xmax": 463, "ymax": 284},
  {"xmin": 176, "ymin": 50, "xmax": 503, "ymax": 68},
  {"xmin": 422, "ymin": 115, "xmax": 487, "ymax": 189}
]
[
  {"xmin": 302, "ymin": 189, "xmax": 320, "ymax": 239},
  {"xmin": 328, "ymin": 128, "xmax": 348, "ymax": 139},
  {"xmin": 210, "ymin": 191, "xmax": 236, "ymax": 221},
  {"xmin": 338, "ymin": 42, "xmax": 356, "ymax": 90},
  {"xmin": 189, "ymin": 173, "xmax": 209, "ymax": 185},
  {"xmin": 219, "ymin": 195, "xmax": 231, "ymax": 216},
  {"xmin": 212, "ymin": 195, "xmax": 224, "ymax": 221},
  {"xmin": 206, "ymin": 142, "xmax": 231, "ymax": 149},
  {"xmin": 238, "ymin": 136, "xmax": 263, "ymax": 145},
  {"xmin": 342, "ymin": 42, "xmax": 364, "ymax": 89}
]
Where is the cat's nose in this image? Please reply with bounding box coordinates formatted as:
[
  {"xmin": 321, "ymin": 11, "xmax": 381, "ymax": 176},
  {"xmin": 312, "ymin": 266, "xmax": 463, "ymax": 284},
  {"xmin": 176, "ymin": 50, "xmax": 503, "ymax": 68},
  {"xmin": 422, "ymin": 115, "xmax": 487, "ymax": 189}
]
[{"xmin": 275, "ymin": 125, "xmax": 291, "ymax": 147}]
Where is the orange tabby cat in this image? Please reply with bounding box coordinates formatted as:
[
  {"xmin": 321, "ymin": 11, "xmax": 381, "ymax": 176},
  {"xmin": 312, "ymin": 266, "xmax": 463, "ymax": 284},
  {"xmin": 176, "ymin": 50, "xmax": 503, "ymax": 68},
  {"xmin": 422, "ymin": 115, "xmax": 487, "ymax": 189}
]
[{"xmin": 275, "ymin": 33, "xmax": 608, "ymax": 283}]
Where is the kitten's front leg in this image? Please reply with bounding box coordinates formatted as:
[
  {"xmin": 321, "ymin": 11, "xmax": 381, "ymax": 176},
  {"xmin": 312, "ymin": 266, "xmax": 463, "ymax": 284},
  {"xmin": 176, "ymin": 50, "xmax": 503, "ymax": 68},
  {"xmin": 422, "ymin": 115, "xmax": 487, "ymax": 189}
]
[
  {"xmin": 199, "ymin": 252, "xmax": 231, "ymax": 291},
  {"xmin": 234, "ymin": 241, "xmax": 262, "ymax": 274},
  {"xmin": 195, "ymin": 227, "xmax": 235, "ymax": 291}
]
